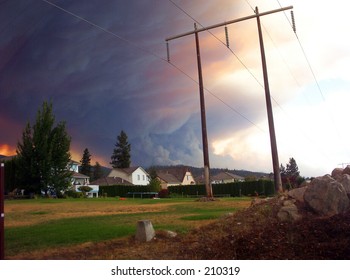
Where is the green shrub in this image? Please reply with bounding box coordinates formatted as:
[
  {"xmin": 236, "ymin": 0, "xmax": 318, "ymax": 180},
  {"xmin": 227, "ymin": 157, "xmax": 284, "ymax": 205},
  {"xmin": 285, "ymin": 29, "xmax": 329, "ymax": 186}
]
[
  {"xmin": 99, "ymin": 185, "xmax": 152, "ymax": 197},
  {"xmin": 64, "ymin": 190, "xmax": 83, "ymax": 198}
]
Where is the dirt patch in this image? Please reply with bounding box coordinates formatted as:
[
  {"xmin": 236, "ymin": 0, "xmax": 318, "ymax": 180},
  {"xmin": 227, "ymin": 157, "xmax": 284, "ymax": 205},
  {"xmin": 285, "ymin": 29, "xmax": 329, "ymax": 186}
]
[{"xmin": 5, "ymin": 202, "xmax": 183, "ymax": 227}]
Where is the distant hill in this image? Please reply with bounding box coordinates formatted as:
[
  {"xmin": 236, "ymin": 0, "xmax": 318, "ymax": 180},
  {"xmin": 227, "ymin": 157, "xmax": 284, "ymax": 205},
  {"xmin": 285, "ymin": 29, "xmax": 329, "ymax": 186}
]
[{"xmin": 146, "ymin": 164, "xmax": 270, "ymax": 179}]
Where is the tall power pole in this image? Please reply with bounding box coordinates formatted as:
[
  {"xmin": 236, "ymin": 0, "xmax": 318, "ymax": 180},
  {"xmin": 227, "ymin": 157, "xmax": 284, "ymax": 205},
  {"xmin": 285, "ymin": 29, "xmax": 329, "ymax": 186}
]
[
  {"xmin": 166, "ymin": 6, "xmax": 292, "ymax": 193},
  {"xmin": 255, "ymin": 7, "xmax": 283, "ymax": 192},
  {"xmin": 194, "ymin": 23, "xmax": 213, "ymax": 198}
]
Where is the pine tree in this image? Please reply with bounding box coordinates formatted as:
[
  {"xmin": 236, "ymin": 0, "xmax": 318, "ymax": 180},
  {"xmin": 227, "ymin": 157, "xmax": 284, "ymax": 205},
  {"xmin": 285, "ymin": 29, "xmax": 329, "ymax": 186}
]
[
  {"xmin": 286, "ymin": 157, "xmax": 300, "ymax": 178},
  {"xmin": 281, "ymin": 158, "xmax": 302, "ymax": 189},
  {"xmin": 110, "ymin": 130, "xmax": 131, "ymax": 168},
  {"xmin": 49, "ymin": 122, "xmax": 72, "ymax": 193},
  {"xmin": 80, "ymin": 148, "xmax": 92, "ymax": 177},
  {"xmin": 16, "ymin": 123, "xmax": 39, "ymax": 193},
  {"xmin": 16, "ymin": 101, "xmax": 71, "ymax": 194},
  {"xmin": 92, "ymin": 161, "xmax": 103, "ymax": 181}
]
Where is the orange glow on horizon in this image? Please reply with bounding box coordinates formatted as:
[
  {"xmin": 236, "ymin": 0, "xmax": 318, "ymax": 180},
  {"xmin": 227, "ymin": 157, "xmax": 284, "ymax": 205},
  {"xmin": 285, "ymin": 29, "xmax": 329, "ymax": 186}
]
[{"xmin": 0, "ymin": 144, "xmax": 16, "ymax": 156}]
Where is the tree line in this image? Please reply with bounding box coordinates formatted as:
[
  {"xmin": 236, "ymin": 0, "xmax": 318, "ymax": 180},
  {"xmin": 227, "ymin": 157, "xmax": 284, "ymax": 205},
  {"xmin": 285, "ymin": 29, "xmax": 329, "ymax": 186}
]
[{"xmin": 2, "ymin": 101, "xmax": 305, "ymax": 196}]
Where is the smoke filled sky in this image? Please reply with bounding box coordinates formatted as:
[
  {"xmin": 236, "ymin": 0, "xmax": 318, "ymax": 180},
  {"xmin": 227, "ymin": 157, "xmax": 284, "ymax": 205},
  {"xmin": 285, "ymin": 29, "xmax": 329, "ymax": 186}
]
[{"xmin": 1, "ymin": 0, "xmax": 349, "ymax": 177}]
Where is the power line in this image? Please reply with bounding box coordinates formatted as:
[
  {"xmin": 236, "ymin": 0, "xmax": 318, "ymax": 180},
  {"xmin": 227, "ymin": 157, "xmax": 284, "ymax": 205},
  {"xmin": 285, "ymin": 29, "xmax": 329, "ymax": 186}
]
[
  {"xmin": 41, "ymin": 0, "xmax": 167, "ymax": 62},
  {"xmin": 166, "ymin": 5, "xmax": 293, "ymax": 192},
  {"xmin": 168, "ymin": 0, "xmax": 293, "ymax": 117},
  {"xmin": 41, "ymin": 0, "xmax": 263, "ymax": 132},
  {"xmin": 168, "ymin": 0, "xmax": 264, "ymax": 88},
  {"xmin": 275, "ymin": 0, "xmax": 345, "ymax": 149},
  {"xmin": 276, "ymin": 0, "xmax": 327, "ymax": 102},
  {"xmin": 244, "ymin": 0, "xmax": 335, "ymax": 162}
]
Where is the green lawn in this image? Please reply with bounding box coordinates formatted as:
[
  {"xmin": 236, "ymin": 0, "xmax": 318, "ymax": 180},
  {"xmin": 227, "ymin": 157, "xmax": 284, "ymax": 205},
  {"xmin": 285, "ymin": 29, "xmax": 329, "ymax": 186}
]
[{"xmin": 4, "ymin": 197, "xmax": 251, "ymax": 257}]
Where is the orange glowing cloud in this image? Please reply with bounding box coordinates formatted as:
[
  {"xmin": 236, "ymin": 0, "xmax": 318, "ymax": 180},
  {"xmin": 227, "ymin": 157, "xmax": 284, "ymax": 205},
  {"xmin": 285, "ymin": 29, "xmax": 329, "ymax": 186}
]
[{"xmin": 0, "ymin": 144, "xmax": 16, "ymax": 156}]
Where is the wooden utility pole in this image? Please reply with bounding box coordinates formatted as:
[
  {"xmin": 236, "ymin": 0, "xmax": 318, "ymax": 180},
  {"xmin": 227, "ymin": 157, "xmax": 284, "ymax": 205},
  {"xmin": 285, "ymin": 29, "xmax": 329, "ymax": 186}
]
[
  {"xmin": 0, "ymin": 163, "xmax": 4, "ymax": 260},
  {"xmin": 166, "ymin": 6, "xmax": 292, "ymax": 193},
  {"xmin": 194, "ymin": 23, "xmax": 213, "ymax": 198},
  {"xmin": 255, "ymin": 7, "xmax": 283, "ymax": 192}
]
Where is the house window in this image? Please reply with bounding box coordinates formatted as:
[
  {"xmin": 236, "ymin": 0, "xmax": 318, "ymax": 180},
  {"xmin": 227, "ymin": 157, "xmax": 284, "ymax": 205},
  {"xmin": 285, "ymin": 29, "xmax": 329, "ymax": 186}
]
[
  {"xmin": 138, "ymin": 175, "xmax": 140, "ymax": 180},
  {"xmin": 142, "ymin": 175, "xmax": 145, "ymax": 181}
]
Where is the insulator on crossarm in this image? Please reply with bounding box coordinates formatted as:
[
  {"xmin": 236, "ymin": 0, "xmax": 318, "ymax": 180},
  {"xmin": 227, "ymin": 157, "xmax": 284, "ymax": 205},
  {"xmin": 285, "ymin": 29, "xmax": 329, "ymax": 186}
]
[
  {"xmin": 291, "ymin": 10, "xmax": 296, "ymax": 33},
  {"xmin": 166, "ymin": 42, "xmax": 170, "ymax": 62},
  {"xmin": 225, "ymin": 25, "xmax": 229, "ymax": 48}
]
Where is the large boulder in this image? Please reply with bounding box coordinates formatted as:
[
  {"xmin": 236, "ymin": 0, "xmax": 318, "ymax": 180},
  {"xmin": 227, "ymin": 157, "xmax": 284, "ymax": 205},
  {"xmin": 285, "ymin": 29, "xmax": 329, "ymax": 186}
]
[
  {"xmin": 339, "ymin": 174, "xmax": 350, "ymax": 195},
  {"xmin": 342, "ymin": 165, "xmax": 350, "ymax": 176},
  {"xmin": 288, "ymin": 186, "xmax": 307, "ymax": 203},
  {"xmin": 304, "ymin": 175, "xmax": 349, "ymax": 216},
  {"xmin": 331, "ymin": 168, "xmax": 344, "ymax": 180}
]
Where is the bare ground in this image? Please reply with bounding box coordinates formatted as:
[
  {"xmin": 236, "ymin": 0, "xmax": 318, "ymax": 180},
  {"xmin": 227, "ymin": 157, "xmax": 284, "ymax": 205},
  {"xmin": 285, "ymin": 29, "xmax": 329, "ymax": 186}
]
[{"xmin": 9, "ymin": 196, "xmax": 350, "ymax": 260}]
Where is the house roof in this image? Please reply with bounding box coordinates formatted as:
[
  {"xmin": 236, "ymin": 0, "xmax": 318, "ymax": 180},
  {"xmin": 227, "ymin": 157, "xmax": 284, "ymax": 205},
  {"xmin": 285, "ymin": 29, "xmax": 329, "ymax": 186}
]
[
  {"xmin": 157, "ymin": 172, "xmax": 181, "ymax": 184},
  {"xmin": 155, "ymin": 166, "xmax": 191, "ymax": 183},
  {"xmin": 212, "ymin": 172, "xmax": 244, "ymax": 181},
  {"xmin": 90, "ymin": 177, "xmax": 132, "ymax": 186},
  {"xmin": 110, "ymin": 166, "xmax": 147, "ymax": 175},
  {"xmin": 194, "ymin": 175, "xmax": 205, "ymax": 184},
  {"xmin": 71, "ymin": 171, "xmax": 90, "ymax": 179}
]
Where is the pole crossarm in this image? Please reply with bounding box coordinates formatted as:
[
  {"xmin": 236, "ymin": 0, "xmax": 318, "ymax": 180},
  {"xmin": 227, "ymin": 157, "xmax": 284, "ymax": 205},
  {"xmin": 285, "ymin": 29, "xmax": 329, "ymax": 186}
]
[{"xmin": 166, "ymin": 6, "xmax": 293, "ymax": 41}]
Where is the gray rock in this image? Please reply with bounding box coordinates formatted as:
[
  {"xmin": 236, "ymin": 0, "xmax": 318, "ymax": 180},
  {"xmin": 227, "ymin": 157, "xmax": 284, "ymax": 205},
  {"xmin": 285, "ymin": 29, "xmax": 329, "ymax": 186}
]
[
  {"xmin": 164, "ymin": 230, "xmax": 177, "ymax": 238},
  {"xmin": 277, "ymin": 202, "xmax": 301, "ymax": 222},
  {"xmin": 135, "ymin": 220, "xmax": 155, "ymax": 242},
  {"xmin": 288, "ymin": 186, "xmax": 307, "ymax": 203},
  {"xmin": 304, "ymin": 175, "xmax": 349, "ymax": 216}
]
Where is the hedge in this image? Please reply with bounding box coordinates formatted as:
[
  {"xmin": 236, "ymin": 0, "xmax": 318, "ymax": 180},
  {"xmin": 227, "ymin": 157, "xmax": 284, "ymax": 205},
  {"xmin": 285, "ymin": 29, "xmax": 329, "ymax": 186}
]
[
  {"xmin": 98, "ymin": 180, "xmax": 275, "ymax": 198},
  {"xmin": 99, "ymin": 185, "xmax": 152, "ymax": 197},
  {"xmin": 168, "ymin": 179, "xmax": 275, "ymax": 197}
]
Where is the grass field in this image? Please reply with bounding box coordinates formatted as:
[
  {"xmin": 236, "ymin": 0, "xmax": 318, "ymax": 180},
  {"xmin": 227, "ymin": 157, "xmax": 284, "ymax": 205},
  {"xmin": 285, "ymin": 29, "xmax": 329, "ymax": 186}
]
[{"xmin": 4, "ymin": 197, "xmax": 252, "ymax": 258}]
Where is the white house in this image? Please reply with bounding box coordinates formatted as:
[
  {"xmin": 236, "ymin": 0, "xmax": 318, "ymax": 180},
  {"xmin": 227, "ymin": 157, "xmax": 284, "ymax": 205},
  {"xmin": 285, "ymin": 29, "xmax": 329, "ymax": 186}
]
[
  {"xmin": 108, "ymin": 167, "xmax": 150, "ymax": 186},
  {"xmin": 69, "ymin": 160, "xmax": 99, "ymax": 197},
  {"xmin": 211, "ymin": 172, "xmax": 244, "ymax": 184}
]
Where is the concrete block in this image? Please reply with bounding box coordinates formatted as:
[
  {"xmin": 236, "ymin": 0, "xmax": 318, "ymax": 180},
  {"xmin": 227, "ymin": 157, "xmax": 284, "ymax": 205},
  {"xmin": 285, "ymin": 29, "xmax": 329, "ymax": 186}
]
[{"xmin": 135, "ymin": 220, "xmax": 155, "ymax": 242}]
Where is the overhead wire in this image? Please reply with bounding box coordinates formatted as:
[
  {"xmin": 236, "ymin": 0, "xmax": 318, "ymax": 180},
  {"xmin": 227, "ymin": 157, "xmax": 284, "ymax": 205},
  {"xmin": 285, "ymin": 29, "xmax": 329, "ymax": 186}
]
[
  {"xmin": 40, "ymin": 0, "xmax": 265, "ymax": 133},
  {"xmin": 168, "ymin": 0, "xmax": 304, "ymax": 130},
  {"xmin": 275, "ymin": 0, "xmax": 345, "ymax": 156},
  {"xmin": 167, "ymin": 0, "xmax": 267, "ymax": 132},
  {"xmin": 276, "ymin": 0, "xmax": 326, "ymax": 102},
  {"xmin": 246, "ymin": 0, "xmax": 339, "ymax": 162},
  {"xmin": 168, "ymin": 0, "xmax": 264, "ymax": 88}
]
